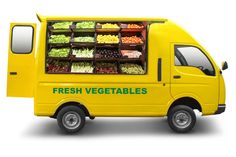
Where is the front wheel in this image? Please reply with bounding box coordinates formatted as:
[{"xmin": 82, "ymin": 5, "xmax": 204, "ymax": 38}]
[
  {"xmin": 57, "ymin": 106, "xmax": 86, "ymax": 133},
  {"xmin": 168, "ymin": 105, "xmax": 196, "ymax": 133}
]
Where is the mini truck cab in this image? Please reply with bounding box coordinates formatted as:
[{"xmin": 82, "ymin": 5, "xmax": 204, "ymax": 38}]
[{"xmin": 7, "ymin": 14, "xmax": 227, "ymax": 133}]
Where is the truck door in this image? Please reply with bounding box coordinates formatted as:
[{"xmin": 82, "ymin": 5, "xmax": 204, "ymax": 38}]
[
  {"xmin": 170, "ymin": 44, "xmax": 219, "ymax": 114},
  {"xmin": 7, "ymin": 23, "xmax": 36, "ymax": 97}
]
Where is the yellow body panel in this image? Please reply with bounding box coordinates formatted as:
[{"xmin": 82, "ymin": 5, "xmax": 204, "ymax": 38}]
[
  {"xmin": 7, "ymin": 23, "xmax": 36, "ymax": 97},
  {"xmin": 7, "ymin": 15, "xmax": 226, "ymax": 117}
]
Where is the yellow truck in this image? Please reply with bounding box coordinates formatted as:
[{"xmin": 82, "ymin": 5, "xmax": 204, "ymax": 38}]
[{"xmin": 7, "ymin": 14, "xmax": 228, "ymax": 133}]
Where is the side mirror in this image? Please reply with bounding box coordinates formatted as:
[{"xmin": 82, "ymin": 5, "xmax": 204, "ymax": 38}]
[{"xmin": 222, "ymin": 61, "xmax": 228, "ymax": 70}]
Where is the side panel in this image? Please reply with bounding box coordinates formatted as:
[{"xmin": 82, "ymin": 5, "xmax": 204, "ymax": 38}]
[
  {"xmin": 34, "ymin": 22, "xmax": 173, "ymax": 117},
  {"xmin": 34, "ymin": 83, "xmax": 171, "ymax": 117}
]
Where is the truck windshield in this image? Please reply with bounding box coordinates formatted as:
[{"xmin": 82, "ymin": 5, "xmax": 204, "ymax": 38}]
[{"xmin": 174, "ymin": 45, "xmax": 215, "ymax": 76}]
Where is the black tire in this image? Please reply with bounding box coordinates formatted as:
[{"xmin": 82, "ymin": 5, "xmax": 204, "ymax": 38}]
[
  {"xmin": 57, "ymin": 106, "xmax": 86, "ymax": 133},
  {"xmin": 168, "ymin": 105, "xmax": 196, "ymax": 133}
]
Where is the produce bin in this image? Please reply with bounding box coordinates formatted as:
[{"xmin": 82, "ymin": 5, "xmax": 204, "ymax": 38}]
[
  {"xmin": 71, "ymin": 32, "xmax": 95, "ymax": 44},
  {"xmin": 94, "ymin": 62, "xmax": 118, "ymax": 74},
  {"xmin": 48, "ymin": 21, "xmax": 73, "ymax": 32},
  {"xmin": 120, "ymin": 22, "xmax": 145, "ymax": 32},
  {"xmin": 70, "ymin": 61, "xmax": 94, "ymax": 74},
  {"xmin": 46, "ymin": 59, "xmax": 71, "ymax": 73},
  {"xmin": 95, "ymin": 47, "xmax": 121, "ymax": 59},
  {"xmin": 47, "ymin": 47, "xmax": 71, "ymax": 59},
  {"xmin": 72, "ymin": 21, "xmax": 96, "ymax": 32},
  {"xmin": 121, "ymin": 32, "xmax": 145, "ymax": 46},
  {"xmin": 96, "ymin": 22, "xmax": 120, "ymax": 32}
]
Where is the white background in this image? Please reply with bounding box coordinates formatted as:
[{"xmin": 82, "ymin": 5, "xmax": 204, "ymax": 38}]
[{"xmin": 0, "ymin": 0, "xmax": 235, "ymax": 156}]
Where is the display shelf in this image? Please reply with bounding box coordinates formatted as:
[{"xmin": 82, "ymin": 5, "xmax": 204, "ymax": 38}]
[{"xmin": 46, "ymin": 20, "xmax": 148, "ymax": 74}]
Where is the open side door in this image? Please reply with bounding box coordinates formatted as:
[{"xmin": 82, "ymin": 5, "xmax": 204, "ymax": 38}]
[{"xmin": 7, "ymin": 23, "xmax": 36, "ymax": 97}]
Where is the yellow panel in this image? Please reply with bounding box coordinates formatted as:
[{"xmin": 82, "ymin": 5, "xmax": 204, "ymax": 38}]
[{"xmin": 7, "ymin": 23, "xmax": 36, "ymax": 97}]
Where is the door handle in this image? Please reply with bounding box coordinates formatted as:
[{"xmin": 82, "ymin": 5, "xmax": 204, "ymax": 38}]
[
  {"xmin": 158, "ymin": 58, "xmax": 162, "ymax": 81},
  {"xmin": 173, "ymin": 75, "xmax": 181, "ymax": 79},
  {"xmin": 9, "ymin": 72, "xmax": 17, "ymax": 75}
]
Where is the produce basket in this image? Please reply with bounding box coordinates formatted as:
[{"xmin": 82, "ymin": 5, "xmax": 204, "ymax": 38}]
[
  {"xmin": 96, "ymin": 33, "xmax": 120, "ymax": 46},
  {"xmin": 70, "ymin": 47, "xmax": 95, "ymax": 60},
  {"xmin": 46, "ymin": 59, "xmax": 71, "ymax": 74},
  {"xmin": 94, "ymin": 62, "xmax": 118, "ymax": 74},
  {"xmin": 96, "ymin": 22, "xmax": 120, "ymax": 32},
  {"xmin": 95, "ymin": 47, "xmax": 121, "ymax": 59},
  {"xmin": 70, "ymin": 32, "xmax": 95, "ymax": 46},
  {"xmin": 71, "ymin": 21, "xmax": 96, "ymax": 32},
  {"xmin": 70, "ymin": 61, "xmax": 94, "ymax": 74},
  {"xmin": 120, "ymin": 23, "xmax": 145, "ymax": 32},
  {"xmin": 48, "ymin": 22, "xmax": 73, "ymax": 32},
  {"xmin": 48, "ymin": 32, "xmax": 72, "ymax": 47},
  {"xmin": 121, "ymin": 33, "xmax": 144, "ymax": 46},
  {"xmin": 47, "ymin": 47, "xmax": 71, "ymax": 59},
  {"xmin": 119, "ymin": 61, "xmax": 146, "ymax": 75},
  {"xmin": 120, "ymin": 48, "xmax": 143, "ymax": 59}
]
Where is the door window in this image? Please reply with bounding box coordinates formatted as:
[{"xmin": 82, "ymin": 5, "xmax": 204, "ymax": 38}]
[
  {"xmin": 174, "ymin": 45, "xmax": 215, "ymax": 76},
  {"xmin": 11, "ymin": 26, "xmax": 34, "ymax": 54}
]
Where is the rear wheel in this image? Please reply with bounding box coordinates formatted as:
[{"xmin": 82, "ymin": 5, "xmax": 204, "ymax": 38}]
[
  {"xmin": 57, "ymin": 106, "xmax": 85, "ymax": 133},
  {"xmin": 168, "ymin": 105, "xmax": 196, "ymax": 133}
]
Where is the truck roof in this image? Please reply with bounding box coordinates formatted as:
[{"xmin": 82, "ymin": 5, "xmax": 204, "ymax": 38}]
[{"xmin": 36, "ymin": 14, "xmax": 168, "ymax": 22}]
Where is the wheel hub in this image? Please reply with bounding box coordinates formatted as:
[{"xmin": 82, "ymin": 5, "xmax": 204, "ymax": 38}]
[
  {"xmin": 172, "ymin": 111, "xmax": 192, "ymax": 129},
  {"xmin": 62, "ymin": 112, "xmax": 81, "ymax": 129}
]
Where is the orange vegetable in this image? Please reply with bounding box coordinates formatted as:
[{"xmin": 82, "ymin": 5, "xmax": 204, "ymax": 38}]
[
  {"xmin": 121, "ymin": 36, "xmax": 143, "ymax": 44},
  {"xmin": 127, "ymin": 24, "xmax": 144, "ymax": 29}
]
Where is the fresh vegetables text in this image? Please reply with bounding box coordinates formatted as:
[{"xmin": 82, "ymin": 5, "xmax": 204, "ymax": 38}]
[{"xmin": 52, "ymin": 87, "xmax": 148, "ymax": 95}]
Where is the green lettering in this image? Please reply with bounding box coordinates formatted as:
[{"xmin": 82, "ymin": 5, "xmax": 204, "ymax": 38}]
[
  {"xmin": 105, "ymin": 88, "xmax": 110, "ymax": 94},
  {"xmin": 64, "ymin": 88, "xmax": 69, "ymax": 94},
  {"xmin": 136, "ymin": 88, "xmax": 141, "ymax": 94},
  {"xmin": 75, "ymin": 88, "xmax": 82, "ymax": 94},
  {"xmin": 92, "ymin": 88, "xmax": 97, "ymax": 94},
  {"xmin": 116, "ymin": 88, "xmax": 122, "ymax": 94},
  {"xmin": 85, "ymin": 88, "xmax": 92, "ymax": 94},
  {"xmin": 53, "ymin": 88, "xmax": 57, "ymax": 94},
  {"xmin": 111, "ymin": 88, "xmax": 116, "ymax": 94},
  {"xmin": 98, "ymin": 88, "xmax": 104, "ymax": 94},
  {"xmin": 130, "ymin": 88, "xmax": 135, "ymax": 94},
  {"xmin": 123, "ymin": 88, "xmax": 129, "ymax": 94},
  {"xmin": 58, "ymin": 88, "xmax": 64, "ymax": 94},
  {"xmin": 142, "ymin": 88, "xmax": 147, "ymax": 94},
  {"xmin": 70, "ymin": 88, "xmax": 75, "ymax": 94}
]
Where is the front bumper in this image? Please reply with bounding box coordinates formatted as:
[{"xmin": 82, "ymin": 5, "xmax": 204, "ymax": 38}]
[{"xmin": 215, "ymin": 104, "xmax": 226, "ymax": 114}]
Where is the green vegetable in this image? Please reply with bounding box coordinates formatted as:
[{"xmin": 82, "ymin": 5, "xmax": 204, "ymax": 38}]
[
  {"xmin": 48, "ymin": 48, "xmax": 70, "ymax": 57},
  {"xmin": 76, "ymin": 22, "xmax": 95, "ymax": 29},
  {"xmin": 49, "ymin": 35, "xmax": 70, "ymax": 43},
  {"xmin": 52, "ymin": 22, "xmax": 72, "ymax": 29},
  {"xmin": 72, "ymin": 48, "xmax": 94, "ymax": 58},
  {"xmin": 74, "ymin": 36, "xmax": 94, "ymax": 42},
  {"xmin": 71, "ymin": 62, "xmax": 94, "ymax": 73},
  {"xmin": 120, "ymin": 63, "xmax": 145, "ymax": 74}
]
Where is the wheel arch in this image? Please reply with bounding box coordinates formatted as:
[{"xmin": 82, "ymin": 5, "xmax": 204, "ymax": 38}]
[
  {"xmin": 52, "ymin": 101, "xmax": 90, "ymax": 118},
  {"xmin": 168, "ymin": 97, "xmax": 202, "ymax": 114}
]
